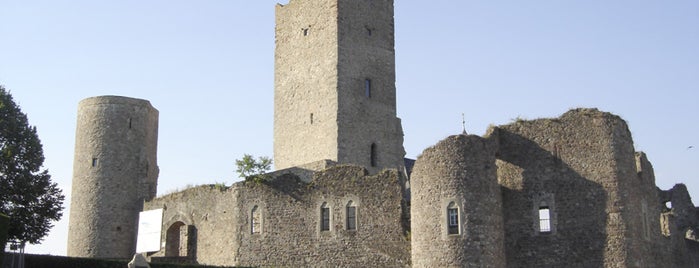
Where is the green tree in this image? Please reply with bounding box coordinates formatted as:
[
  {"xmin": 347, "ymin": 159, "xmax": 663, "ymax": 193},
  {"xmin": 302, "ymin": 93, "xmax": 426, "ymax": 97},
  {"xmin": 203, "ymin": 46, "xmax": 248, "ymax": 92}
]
[
  {"xmin": 0, "ymin": 85, "xmax": 64, "ymax": 244},
  {"xmin": 235, "ymin": 154, "xmax": 272, "ymax": 183}
]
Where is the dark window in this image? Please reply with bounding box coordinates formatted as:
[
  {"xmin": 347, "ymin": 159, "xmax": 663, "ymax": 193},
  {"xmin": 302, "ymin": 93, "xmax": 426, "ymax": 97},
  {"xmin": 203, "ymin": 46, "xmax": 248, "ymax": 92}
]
[
  {"xmin": 310, "ymin": 113, "xmax": 314, "ymax": 124},
  {"xmin": 346, "ymin": 201, "xmax": 357, "ymax": 230},
  {"xmin": 364, "ymin": 79, "xmax": 371, "ymax": 97},
  {"xmin": 92, "ymin": 158, "xmax": 98, "ymax": 167},
  {"xmin": 370, "ymin": 143, "xmax": 377, "ymax": 167},
  {"xmin": 539, "ymin": 206, "xmax": 551, "ymax": 233},
  {"xmin": 251, "ymin": 206, "xmax": 260, "ymax": 234},
  {"xmin": 303, "ymin": 28, "xmax": 309, "ymax": 36},
  {"xmin": 321, "ymin": 203, "xmax": 330, "ymax": 231},
  {"xmin": 128, "ymin": 118, "xmax": 132, "ymax": 129},
  {"xmin": 447, "ymin": 202, "xmax": 459, "ymax": 235}
]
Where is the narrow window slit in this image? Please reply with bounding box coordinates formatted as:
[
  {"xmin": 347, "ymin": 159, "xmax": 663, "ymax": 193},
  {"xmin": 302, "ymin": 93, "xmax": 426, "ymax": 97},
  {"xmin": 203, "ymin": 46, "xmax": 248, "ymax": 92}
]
[
  {"xmin": 370, "ymin": 143, "xmax": 377, "ymax": 167},
  {"xmin": 364, "ymin": 79, "xmax": 372, "ymax": 97}
]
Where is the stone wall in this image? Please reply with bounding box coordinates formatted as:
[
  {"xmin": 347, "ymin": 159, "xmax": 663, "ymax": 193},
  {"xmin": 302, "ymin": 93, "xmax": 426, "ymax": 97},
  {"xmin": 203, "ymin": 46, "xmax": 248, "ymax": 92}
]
[
  {"xmin": 145, "ymin": 165, "xmax": 410, "ymax": 267},
  {"xmin": 273, "ymin": 0, "xmax": 340, "ymax": 170},
  {"xmin": 67, "ymin": 96, "xmax": 159, "ymax": 259},
  {"xmin": 410, "ymin": 134, "xmax": 505, "ymax": 267},
  {"xmin": 493, "ymin": 108, "xmax": 698, "ymax": 267},
  {"xmin": 273, "ymin": 0, "xmax": 405, "ymax": 173},
  {"xmin": 335, "ymin": 0, "xmax": 406, "ymax": 173}
]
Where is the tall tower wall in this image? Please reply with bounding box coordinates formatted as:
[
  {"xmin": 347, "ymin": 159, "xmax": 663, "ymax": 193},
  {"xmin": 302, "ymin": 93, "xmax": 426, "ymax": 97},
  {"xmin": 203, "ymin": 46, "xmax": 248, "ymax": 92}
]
[
  {"xmin": 273, "ymin": 0, "xmax": 405, "ymax": 172},
  {"xmin": 67, "ymin": 96, "xmax": 159, "ymax": 258}
]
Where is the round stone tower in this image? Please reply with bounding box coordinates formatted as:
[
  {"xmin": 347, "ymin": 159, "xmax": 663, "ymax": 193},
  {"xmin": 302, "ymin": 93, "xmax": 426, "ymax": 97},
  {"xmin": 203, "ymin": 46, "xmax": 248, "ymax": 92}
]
[
  {"xmin": 67, "ymin": 96, "xmax": 159, "ymax": 259},
  {"xmin": 410, "ymin": 134, "xmax": 505, "ymax": 267}
]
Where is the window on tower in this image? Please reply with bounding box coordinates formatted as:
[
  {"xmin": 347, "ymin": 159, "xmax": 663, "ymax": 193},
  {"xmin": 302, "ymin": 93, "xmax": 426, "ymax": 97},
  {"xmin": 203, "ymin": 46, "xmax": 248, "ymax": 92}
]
[
  {"xmin": 364, "ymin": 79, "xmax": 372, "ymax": 98},
  {"xmin": 370, "ymin": 143, "xmax": 377, "ymax": 167},
  {"xmin": 447, "ymin": 202, "xmax": 459, "ymax": 235}
]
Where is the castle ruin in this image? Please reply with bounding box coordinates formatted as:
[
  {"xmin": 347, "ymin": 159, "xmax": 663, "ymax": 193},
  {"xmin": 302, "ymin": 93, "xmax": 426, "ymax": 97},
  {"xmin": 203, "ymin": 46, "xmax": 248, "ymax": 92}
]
[{"xmin": 66, "ymin": 0, "xmax": 699, "ymax": 267}]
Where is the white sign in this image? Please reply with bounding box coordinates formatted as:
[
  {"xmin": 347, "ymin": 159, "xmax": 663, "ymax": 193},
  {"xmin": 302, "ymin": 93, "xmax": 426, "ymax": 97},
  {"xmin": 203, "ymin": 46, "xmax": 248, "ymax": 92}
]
[{"xmin": 136, "ymin": 208, "xmax": 163, "ymax": 253}]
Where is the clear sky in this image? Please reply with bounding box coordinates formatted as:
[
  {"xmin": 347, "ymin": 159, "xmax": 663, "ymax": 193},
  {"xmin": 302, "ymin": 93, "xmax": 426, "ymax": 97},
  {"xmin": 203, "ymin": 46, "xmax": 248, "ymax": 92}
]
[{"xmin": 1, "ymin": 0, "xmax": 697, "ymax": 255}]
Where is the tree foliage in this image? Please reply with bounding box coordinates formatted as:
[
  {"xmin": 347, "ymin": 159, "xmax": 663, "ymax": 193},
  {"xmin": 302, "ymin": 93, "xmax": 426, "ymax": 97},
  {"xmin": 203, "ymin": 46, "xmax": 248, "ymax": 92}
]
[
  {"xmin": 0, "ymin": 85, "xmax": 64, "ymax": 244},
  {"xmin": 235, "ymin": 154, "xmax": 272, "ymax": 183}
]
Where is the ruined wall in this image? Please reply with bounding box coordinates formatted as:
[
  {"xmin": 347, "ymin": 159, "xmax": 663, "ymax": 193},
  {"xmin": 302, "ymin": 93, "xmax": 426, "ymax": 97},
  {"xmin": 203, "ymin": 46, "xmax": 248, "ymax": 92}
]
[
  {"xmin": 145, "ymin": 185, "xmax": 237, "ymax": 265},
  {"xmin": 658, "ymin": 184, "xmax": 699, "ymax": 267},
  {"xmin": 145, "ymin": 165, "xmax": 410, "ymax": 267},
  {"xmin": 495, "ymin": 108, "xmax": 661, "ymax": 267},
  {"xmin": 67, "ymin": 96, "xmax": 159, "ymax": 259},
  {"xmin": 411, "ymin": 135, "xmax": 505, "ymax": 267}
]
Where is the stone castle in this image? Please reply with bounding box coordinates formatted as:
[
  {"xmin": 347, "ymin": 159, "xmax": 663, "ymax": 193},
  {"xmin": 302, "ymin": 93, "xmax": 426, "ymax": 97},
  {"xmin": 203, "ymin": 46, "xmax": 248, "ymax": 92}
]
[{"xmin": 66, "ymin": 0, "xmax": 699, "ymax": 267}]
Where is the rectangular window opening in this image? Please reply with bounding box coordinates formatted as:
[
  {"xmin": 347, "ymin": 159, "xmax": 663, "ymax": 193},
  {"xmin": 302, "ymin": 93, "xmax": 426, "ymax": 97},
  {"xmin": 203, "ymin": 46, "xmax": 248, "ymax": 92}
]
[
  {"xmin": 364, "ymin": 79, "xmax": 372, "ymax": 98},
  {"xmin": 321, "ymin": 207, "xmax": 330, "ymax": 231},
  {"xmin": 539, "ymin": 207, "xmax": 551, "ymax": 233},
  {"xmin": 92, "ymin": 158, "xmax": 98, "ymax": 167},
  {"xmin": 347, "ymin": 206, "xmax": 357, "ymax": 230},
  {"xmin": 448, "ymin": 208, "xmax": 459, "ymax": 235}
]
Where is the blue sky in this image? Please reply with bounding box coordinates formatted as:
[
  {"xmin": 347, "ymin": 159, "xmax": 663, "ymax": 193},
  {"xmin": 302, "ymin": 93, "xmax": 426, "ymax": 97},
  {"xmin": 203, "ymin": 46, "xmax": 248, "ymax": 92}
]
[{"xmin": 1, "ymin": 0, "xmax": 697, "ymax": 255}]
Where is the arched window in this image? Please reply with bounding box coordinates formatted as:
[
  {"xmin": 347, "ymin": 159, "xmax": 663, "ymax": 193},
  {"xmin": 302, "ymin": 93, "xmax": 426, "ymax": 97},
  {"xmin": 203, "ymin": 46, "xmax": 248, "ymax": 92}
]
[
  {"xmin": 346, "ymin": 201, "xmax": 357, "ymax": 231},
  {"xmin": 251, "ymin": 205, "xmax": 261, "ymax": 234},
  {"xmin": 447, "ymin": 202, "xmax": 459, "ymax": 235},
  {"xmin": 321, "ymin": 202, "xmax": 330, "ymax": 231},
  {"xmin": 370, "ymin": 143, "xmax": 377, "ymax": 167}
]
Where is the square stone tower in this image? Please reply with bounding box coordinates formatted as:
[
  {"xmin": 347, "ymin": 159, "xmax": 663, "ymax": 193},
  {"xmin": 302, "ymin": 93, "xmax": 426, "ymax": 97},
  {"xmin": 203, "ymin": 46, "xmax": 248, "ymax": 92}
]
[{"xmin": 274, "ymin": 0, "xmax": 405, "ymax": 173}]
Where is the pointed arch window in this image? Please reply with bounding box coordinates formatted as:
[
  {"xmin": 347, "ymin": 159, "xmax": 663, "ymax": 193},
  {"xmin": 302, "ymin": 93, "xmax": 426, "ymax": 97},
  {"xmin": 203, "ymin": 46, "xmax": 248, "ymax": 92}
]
[
  {"xmin": 346, "ymin": 201, "xmax": 357, "ymax": 231},
  {"xmin": 447, "ymin": 202, "xmax": 459, "ymax": 235}
]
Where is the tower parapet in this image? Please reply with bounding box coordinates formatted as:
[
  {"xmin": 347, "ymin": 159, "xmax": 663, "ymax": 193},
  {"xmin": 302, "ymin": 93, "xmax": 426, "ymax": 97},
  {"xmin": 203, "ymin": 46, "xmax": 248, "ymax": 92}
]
[{"xmin": 67, "ymin": 96, "xmax": 159, "ymax": 258}]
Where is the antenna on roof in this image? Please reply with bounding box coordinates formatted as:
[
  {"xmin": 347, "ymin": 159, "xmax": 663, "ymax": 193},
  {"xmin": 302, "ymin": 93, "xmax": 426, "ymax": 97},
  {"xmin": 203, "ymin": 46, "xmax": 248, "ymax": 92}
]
[{"xmin": 462, "ymin": 113, "xmax": 468, "ymax": 135}]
